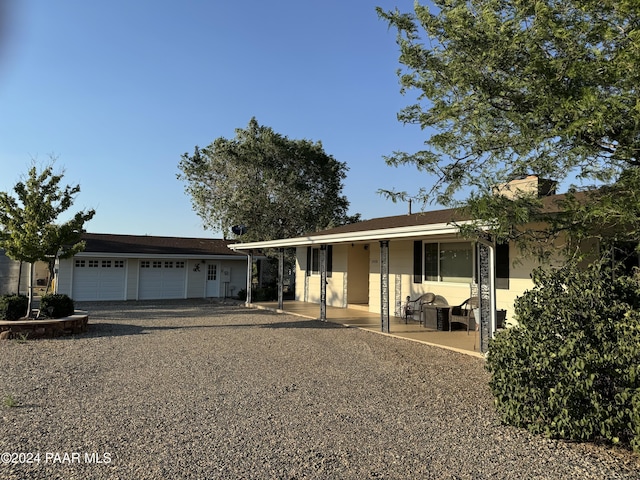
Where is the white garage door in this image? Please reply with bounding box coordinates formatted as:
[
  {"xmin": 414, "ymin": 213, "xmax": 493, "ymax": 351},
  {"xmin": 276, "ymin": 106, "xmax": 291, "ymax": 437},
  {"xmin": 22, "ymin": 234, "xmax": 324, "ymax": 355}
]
[
  {"xmin": 73, "ymin": 258, "xmax": 126, "ymax": 301},
  {"xmin": 138, "ymin": 260, "xmax": 186, "ymax": 300}
]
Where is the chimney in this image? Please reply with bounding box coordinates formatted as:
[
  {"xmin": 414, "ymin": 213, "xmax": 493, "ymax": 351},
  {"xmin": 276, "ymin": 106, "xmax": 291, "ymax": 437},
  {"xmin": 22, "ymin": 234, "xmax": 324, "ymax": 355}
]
[{"xmin": 492, "ymin": 175, "xmax": 557, "ymax": 199}]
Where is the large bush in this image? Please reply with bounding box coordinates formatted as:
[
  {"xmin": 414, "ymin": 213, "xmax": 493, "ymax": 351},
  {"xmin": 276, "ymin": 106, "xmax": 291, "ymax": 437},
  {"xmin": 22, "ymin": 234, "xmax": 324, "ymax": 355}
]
[
  {"xmin": 0, "ymin": 294, "xmax": 28, "ymax": 320},
  {"xmin": 487, "ymin": 261, "xmax": 640, "ymax": 452},
  {"xmin": 39, "ymin": 294, "xmax": 75, "ymax": 319}
]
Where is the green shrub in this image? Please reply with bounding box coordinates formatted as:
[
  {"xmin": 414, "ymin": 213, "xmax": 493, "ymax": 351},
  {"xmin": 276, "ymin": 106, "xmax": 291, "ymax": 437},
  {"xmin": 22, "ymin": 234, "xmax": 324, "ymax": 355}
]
[
  {"xmin": 0, "ymin": 294, "xmax": 28, "ymax": 320},
  {"xmin": 486, "ymin": 261, "xmax": 640, "ymax": 452},
  {"xmin": 39, "ymin": 294, "xmax": 75, "ymax": 319}
]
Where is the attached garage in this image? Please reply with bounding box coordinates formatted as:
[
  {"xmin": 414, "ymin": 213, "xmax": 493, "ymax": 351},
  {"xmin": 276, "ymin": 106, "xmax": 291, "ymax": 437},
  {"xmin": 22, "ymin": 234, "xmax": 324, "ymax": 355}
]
[
  {"xmin": 72, "ymin": 258, "xmax": 127, "ymax": 301},
  {"xmin": 55, "ymin": 233, "xmax": 250, "ymax": 302}
]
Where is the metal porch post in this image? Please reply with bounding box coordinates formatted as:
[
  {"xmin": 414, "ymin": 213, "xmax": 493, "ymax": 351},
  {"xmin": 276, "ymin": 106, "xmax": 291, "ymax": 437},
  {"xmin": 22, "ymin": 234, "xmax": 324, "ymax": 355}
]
[
  {"xmin": 277, "ymin": 248, "xmax": 284, "ymax": 310},
  {"xmin": 245, "ymin": 251, "xmax": 253, "ymax": 306},
  {"xmin": 320, "ymin": 245, "xmax": 327, "ymax": 321},
  {"xmin": 477, "ymin": 240, "xmax": 496, "ymax": 354},
  {"xmin": 380, "ymin": 240, "xmax": 390, "ymax": 333}
]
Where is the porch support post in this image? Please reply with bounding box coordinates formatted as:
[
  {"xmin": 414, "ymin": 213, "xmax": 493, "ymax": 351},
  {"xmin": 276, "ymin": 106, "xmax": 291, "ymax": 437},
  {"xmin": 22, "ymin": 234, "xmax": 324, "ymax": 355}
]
[
  {"xmin": 277, "ymin": 248, "xmax": 284, "ymax": 310},
  {"xmin": 245, "ymin": 251, "xmax": 253, "ymax": 306},
  {"xmin": 477, "ymin": 239, "xmax": 496, "ymax": 354},
  {"xmin": 319, "ymin": 244, "xmax": 327, "ymax": 321},
  {"xmin": 380, "ymin": 240, "xmax": 390, "ymax": 333}
]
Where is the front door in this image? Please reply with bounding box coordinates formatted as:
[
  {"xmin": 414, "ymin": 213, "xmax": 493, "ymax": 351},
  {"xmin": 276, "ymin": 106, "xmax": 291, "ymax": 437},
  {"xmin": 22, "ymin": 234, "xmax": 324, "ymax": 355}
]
[{"xmin": 206, "ymin": 263, "xmax": 219, "ymax": 297}]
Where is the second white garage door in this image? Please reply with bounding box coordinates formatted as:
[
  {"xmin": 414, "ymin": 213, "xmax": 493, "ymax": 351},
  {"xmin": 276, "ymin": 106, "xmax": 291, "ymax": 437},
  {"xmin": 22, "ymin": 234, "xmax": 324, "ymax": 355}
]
[{"xmin": 138, "ymin": 260, "xmax": 187, "ymax": 300}]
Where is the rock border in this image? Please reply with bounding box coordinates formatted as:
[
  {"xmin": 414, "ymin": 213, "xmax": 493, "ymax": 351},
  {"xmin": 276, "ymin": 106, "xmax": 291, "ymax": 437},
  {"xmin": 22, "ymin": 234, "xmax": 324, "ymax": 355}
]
[{"xmin": 0, "ymin": 311, "xmax": 89, "ymax": 339}]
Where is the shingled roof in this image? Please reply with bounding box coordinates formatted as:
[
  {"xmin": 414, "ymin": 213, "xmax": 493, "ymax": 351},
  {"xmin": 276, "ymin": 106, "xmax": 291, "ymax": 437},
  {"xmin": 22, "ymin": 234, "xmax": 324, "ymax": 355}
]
[
  {"xmin": 80, "ymin": 233, "xmax": 244, "ymax": 257},
  {"xmin": 306, "ymin": 207, "xmax": 469, "ymax": 237},
  {"xmin": 228, "ymin": 190, "xmax": 577, "ymax": 251}
]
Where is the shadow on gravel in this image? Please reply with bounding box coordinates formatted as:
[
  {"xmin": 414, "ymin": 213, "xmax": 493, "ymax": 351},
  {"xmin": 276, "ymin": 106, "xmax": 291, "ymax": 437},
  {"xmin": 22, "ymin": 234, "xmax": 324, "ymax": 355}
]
[{"xmin": 79, "ymin": 318, "xmax": 344, "ymax": 339}]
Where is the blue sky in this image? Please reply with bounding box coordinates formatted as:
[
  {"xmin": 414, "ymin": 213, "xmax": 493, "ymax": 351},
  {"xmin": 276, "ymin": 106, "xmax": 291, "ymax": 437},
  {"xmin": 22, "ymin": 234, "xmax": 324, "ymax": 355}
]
[{"xmin": 0, "ymin": 0, "xmax": 433, "ymax": 238}]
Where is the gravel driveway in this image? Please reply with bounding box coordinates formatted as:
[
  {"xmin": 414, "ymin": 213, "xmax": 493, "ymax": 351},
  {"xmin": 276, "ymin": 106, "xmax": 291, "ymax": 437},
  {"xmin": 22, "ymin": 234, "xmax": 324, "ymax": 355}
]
[{"xmin": 0, "ymin": 299, "xmax": 638, "ymax": 479}]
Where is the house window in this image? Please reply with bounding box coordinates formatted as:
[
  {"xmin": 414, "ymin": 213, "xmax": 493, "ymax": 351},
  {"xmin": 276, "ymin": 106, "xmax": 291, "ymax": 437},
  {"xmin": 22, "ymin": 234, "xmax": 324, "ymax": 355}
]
[
  {"xmin": 88, "ymin": 260, "xmax": 99, "ymax": 268},
  {"xmin": 152, "ymin": 261, "xmax": 162, "ymax": 268},
  {"xmin": 75, "ymin": 260, "xmax": 85, "ymax": 268},
  {"xmin": 114, "ymin": 260, "xmax": 124, "ymax": 268},
  {"xmin": 140, "ymin": 261, "xmax": 150, "ymax": 268},
  {"xmin": 102, "ymin": 260, "xmax": 111, "ymax": 268},
  {"xmin": 165, "ymin": 261, "xmax": 173, "ymax": 268},
  {"xmin": 306, "ymin": 246, "xmax": 333, "ymax": 277},
  {"xmin": 176, "ymin": 261, "xmax": 185, "ymax": 268},
  {"xmin": 423, "ymin": 242, "xmax": 473, "ymax": 283}
]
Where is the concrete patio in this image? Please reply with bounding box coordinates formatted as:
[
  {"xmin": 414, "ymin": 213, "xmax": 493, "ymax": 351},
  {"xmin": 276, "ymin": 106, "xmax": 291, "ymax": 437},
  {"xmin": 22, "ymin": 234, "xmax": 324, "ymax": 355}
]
[{"xmin": 252, "ymin": 301, "xmax": 483, "ymax": 358}]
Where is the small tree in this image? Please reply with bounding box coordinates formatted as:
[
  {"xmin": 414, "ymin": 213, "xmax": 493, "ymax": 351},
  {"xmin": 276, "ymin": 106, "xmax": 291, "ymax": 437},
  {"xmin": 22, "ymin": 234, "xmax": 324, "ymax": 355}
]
[{"xmin": 0, "ymin": 163, "xmax": 95, "ymax": 317}]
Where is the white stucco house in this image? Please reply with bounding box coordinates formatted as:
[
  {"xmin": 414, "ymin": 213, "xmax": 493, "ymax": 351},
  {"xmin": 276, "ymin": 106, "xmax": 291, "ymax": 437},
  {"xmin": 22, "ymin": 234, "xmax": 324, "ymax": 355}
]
[{"xmin": 54, "ymin": 233, "xmax": 249, "ymax": 301}]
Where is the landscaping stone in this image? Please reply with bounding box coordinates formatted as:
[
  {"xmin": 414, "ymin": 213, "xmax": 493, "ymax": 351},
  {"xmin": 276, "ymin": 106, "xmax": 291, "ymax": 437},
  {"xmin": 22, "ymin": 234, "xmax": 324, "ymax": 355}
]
[{"xmin": 0, "ymin": 299, "xmax": 637, "ymax": 479}]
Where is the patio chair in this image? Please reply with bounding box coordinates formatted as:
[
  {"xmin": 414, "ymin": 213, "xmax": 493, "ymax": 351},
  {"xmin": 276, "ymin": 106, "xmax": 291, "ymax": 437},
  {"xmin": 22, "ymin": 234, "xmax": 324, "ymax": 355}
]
[
  {"xmin": 402, "ymin": 293, "xmax": 436, "ymax": 325},
  {"xmin": 449, "ymin": 297, "xmax": 479, "ymax": 334}
]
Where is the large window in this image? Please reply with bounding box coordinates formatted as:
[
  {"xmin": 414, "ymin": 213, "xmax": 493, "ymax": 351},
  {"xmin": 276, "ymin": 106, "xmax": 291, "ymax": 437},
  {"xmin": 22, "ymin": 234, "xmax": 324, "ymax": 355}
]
[{"xmin": 424, "ymin": 242, "xmax": 473, "ymax": 283}]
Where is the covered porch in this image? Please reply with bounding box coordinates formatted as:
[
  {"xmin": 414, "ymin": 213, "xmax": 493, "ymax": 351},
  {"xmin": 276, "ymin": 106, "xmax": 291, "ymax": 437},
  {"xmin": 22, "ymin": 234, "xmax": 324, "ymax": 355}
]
[{"xmin": 253, "ymin": 300, "xmax": 483, "ymax": 358}]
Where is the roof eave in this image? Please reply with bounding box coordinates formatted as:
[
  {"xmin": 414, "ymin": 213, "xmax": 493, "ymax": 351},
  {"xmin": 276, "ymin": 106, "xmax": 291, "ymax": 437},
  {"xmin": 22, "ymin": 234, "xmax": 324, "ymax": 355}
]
[
  {"xmin": 74, "ymin": 252, "xmax": 245, "ymax": 260},
  {"xmin": 229, "ymin": 221, "xmax": 481, "ymax": 251}
]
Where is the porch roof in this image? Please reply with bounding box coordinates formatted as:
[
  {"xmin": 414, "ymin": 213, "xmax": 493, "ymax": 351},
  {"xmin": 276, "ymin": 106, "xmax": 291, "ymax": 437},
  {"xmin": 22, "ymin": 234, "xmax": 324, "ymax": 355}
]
[
  {"xmin": 229, "ymin": 208, "xmax": 479, "ymax": 251},
  {"xmin": 228, "ymin": 189, "xmax": 576, "ymax": 251}
]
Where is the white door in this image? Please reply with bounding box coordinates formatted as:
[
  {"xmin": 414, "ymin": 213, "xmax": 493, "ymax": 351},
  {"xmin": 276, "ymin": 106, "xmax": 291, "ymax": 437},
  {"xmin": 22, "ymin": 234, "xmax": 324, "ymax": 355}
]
[
  {"xmin": 206, "ymin": 263, "xmax": 219, "ymax": 297},
  {"xmin": 73, "ymin": 258, "xmax": 126, "ymax": 301}
]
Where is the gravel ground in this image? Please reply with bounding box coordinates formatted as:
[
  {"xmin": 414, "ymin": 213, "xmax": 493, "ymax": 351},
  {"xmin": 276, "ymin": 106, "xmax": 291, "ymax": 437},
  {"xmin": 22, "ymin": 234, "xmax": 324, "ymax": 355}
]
[{"xmin": 0, "ymin": 299, "xmax": 638, "ymax": 479}]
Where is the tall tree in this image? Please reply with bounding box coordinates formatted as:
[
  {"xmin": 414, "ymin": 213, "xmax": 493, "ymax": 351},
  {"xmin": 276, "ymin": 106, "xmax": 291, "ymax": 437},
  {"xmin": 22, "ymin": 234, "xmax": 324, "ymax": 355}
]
[
  {"xmin": 377, "ymin": 1, "xmax": 640, "ymax": 254},
  {"xmin": 178, "ymin": 118, "xmax": 359, "ymax": 243},
  {"xmin": 0, "ymin": 163, "xmax": 95, "ymax": 316}
]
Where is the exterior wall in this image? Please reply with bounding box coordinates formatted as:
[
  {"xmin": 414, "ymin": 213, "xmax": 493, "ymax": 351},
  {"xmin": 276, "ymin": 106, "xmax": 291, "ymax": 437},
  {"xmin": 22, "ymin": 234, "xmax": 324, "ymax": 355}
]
[
  {"xmin": 55, "ymin": 258, "xmax": 73, "ymax": 296},
  {"xmin": 186, "ymin": 260, "xmax": 207, "ymax": 298},
  {"xmin": 125, "ymin": 260, "xmax": 137, "ymax": 300},
  {"xmin": 495, "ymin": 254, "xmax": 537, "ymax": 326},
  {"xmin": 218, "ymin": 260, "xmax": 246, "ymax": 298},
  {"xmin": 295, "ymin": 247, "xmax": 306, "ymax": 302},
  {"xmin": 294, "ymin": 245, "xmax": 347, "ymax": 307},
  {"xmin": 292, "ymin": 237, "xmax": 538, "ymax": 324}
]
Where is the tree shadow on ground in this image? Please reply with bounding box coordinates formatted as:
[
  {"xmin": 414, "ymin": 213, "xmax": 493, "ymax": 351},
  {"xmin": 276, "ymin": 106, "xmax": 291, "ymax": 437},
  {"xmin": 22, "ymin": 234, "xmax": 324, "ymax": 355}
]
[{"xmin": 74, "ymin": 317, "xmax": 345, "ymax": 339}]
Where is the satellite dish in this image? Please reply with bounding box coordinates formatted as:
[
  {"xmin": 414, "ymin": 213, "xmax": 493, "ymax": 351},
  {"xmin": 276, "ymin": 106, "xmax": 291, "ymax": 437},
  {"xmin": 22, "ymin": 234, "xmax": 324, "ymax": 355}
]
[{"xmin": 231, "ymin": 225, "xmax": 248, "ymax": 235}]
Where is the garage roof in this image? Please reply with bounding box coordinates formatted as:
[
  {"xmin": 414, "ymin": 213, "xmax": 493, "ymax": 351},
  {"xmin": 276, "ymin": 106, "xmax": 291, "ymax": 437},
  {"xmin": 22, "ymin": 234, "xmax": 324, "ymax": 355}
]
[{"xmin": 79, "ymin": 233, "xmax": 245, "ymax": 257}]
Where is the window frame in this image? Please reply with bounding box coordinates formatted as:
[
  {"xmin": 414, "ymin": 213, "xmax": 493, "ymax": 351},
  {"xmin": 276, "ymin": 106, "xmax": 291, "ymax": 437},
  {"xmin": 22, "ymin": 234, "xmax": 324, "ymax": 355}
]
[{"xmin": 422, "ymin": 241, "xmax": 475, "ymax": 284}]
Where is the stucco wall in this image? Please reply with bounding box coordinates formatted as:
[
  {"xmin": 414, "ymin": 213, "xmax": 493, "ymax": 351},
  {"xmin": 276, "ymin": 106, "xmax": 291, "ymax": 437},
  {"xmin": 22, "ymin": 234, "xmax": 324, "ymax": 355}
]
[{"xmin": 293, "ymin": 238, "xmax": 539, "ymax": 325}]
